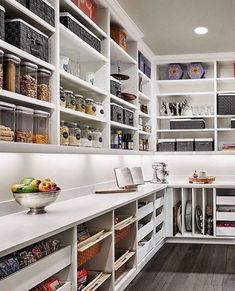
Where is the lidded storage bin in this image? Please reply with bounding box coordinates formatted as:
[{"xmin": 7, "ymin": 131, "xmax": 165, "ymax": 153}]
[
  {"xmin": 111, "ymin": 103, "xmax": 123, "ymax": 123},
  {"xmin": 85, "ymin": 98, "xmax": 96, "ymax": 115},
  {"xmin": 81, "ymin": 126, "xmax": 92, "ymax": 147},
  {"xmin": 33, "ymin": 110, "xmax": 50, "ymax": 144},
  {"xmin": 195, "ymin": 138, "xmax": 213, "ymax": 151},
  {"xmin": 65, "ymin": 90, "xmax": 75, "ymax": 110},
  {"xmin": 0, "ymin": 5, "xmax": 5, "ymax": 40},
  {"xmin": 27, "ymin": 0, "xmax": 55, "ymax": 27},
  {"xmin": 92, "ymin": 129, "xmax": 102, "ymax": 148},
  {"xmin": 75, "ymin": 94, "xmax": 85, "ymax": 113},
  {"xmin": 68, "ymin": 122, "xmax": 81, "ymax": 146},
  {"xmin": 0, "ymin": 49, "xmax": 4, "ymax": 89},
  {"xmin": 176, "ymin": 138, "xmax": 194, "ymax": 152},
  {"xmin": 0, "ymin": 101, "xmax": 15, "ymax": 142},
  {"xmin": 5, "ymin": 19, "xmax": 48, "ymax": 61},
  {"xmin": 110, "ymin": 76, "xmax": 121, "ymax": 97},
  {"xmin": 157, "ymin": 139, "xmax": 175, "ymax": 152},
  {"xmin": 217, "ymin": 94, "xmax": 235, "ymax": 115},
  {"xmin": 123, "ymin": 108, "xmax": 134, "ymax": 126},
  {"xmin": 60, "ymin": 120, "xmax": 69, "ymax": 145},
  {"xmin": 95, "ymin": 101, "xmax": 104, "ymax": 118},
  {"xmin": 20, "ymin": 62, "xmax": 38, "ymax": 98},
  {"xmin": 37, "ymin": 68, "xmax": 51, "ymax": 101},
  {"xmin": 3, "ymin": 54, "xmax": 21, "ymax": 93},
  {"xmin": 15, "ymin": 106, "xmax": 34, "ymax": 143}
]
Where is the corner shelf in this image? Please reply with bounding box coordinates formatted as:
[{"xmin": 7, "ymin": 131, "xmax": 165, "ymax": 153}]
[{"xmin": 110, "ymin": 38, "xmax": 137, "ymax": 65}]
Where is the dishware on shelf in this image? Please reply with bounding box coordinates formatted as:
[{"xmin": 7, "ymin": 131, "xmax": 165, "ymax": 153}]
[
  {"xmin": 167, "ymin": 63, "xmax": 184, "ymax": 80},
  {"xmin": 198, "ymin": 170, "xmax": 207, "ymax": 178},
  {"xmin": 85, "ymin": 72, "xmax": 95, "ymax": 85},
  {"xmin": 187, "ymin": 62, "xmax": 205, "ymax": 79},
  {"xmin": 195, "ymin": 205, "xmax": 203, "ymax": 233},
  {"xmin": 68, "ymin": 59, "xmax": 80, "ymax": 77},
  {"xmin": 185, "ymin": 200, "xmax": 192, "ymax": 232},
  {"xmin": 121, "ymin": 92, "xmax": 137, "ymax": 101},
  {"xmin": 191, "ymin": 106, "xmax": 199, "ymax": 116},
  {"xmin": 177, "ymin": 205, "xmax": 182, "ymax": 234},
  {"xmin": 60, "ymin": 55, "xmax": 69, "ymax": 72},
  {"xmin": 13, "ymin": 190, "xmax": 61, "ymax": 214}
]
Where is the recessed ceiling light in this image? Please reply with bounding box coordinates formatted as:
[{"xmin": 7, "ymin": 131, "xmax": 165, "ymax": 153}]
[{"xmin": 194, "ymin": 27, "xmax": 208, "ymax": 35}]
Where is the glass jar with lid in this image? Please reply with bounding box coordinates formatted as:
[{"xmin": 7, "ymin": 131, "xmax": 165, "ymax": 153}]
[
  {"xmin": 20, "ymin": 62, "xmax": 38, "ymax": 98},
  {"xmin": 75, "ymin": 94, "xmax": 85, "ymax": 113},
  {"xmin": 85, "ymin": 98, "xmax": 96, "ymax": 115},
  {"xmin": 68, "ymin": 122, "xmax": 81, "ymax": 146},
  {"xmin": 33, "ymin": 110, "xmax": 50, "ymax": 144},
  {"xmin": 60, "ymin": 86, "xmax": 66, "ymax": 107},
  {"xmin": 92, "ymin": 128, "xmax": 102, "ymax": 148},
  {"xmin": 65, "ymin": 90, "xmax": 76, "ymax": 110},
  {"xmin": 81, "ymin": 126, "xmax": 92, "ymax": 147},
  {"xmin": 3, "ymin": 54, "xmax": 21, "ymax": 93},
  {"xmin": 95, "ymin": 102, "xmax": 105, "ymax": 118},
  {"xmin": 0, "ymin": 101, "xmax": 15, "ymax": 142},
  {"xmin": 0, "ymin": 50, "xmax": 4, "ymax": 89},
  {"xmin": 60, "ymin": 120, "xmax": 69, "ymax": 146},
  {"xmin": 15, "ymin": 106, "xmax": 34, "ymax": 143},
  {"xmin": 37, "ymin": 68, "xmax": 51, "ymax": 102}
]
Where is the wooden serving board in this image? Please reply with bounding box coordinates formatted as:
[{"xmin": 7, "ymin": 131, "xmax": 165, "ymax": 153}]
[{"xmin": 189, "ymin": 176, "xmax": 215, "ymax": 184}]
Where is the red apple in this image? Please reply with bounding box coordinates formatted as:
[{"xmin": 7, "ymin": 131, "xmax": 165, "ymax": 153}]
[{"xmin": 38, "ymin": 181, "xmax": 52, "ymax": 192}]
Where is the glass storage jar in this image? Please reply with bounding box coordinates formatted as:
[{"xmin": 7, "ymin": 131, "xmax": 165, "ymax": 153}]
[
  {"xmin": 65, "ymin": 90, "xmax": 76, "ymax": 110},
  {"xmin": 60, "ymin": 86, "xmax": 66, "ymax": 107},
  {"xmin": 75, "ymin": 94, "xmax": 85, "ymax": 113},
  {"xmin": 68, "ymin": 122, "xmax": 81, "ymax": 146},
  {"xmin": 0, "ymin": 50, "xmax": 4, "ymax": 89},
  {"xmin": 85, "ymin": 98, "xmax": 96, "ymax": 115},
  {"xmin": 60, "ymin": 120, "xmax": 69, "ymax": 145},
  {"xmin": 81, "ymin": 126, "xmax": 92, "ymax": 147},
  {"xmin": 37, "ymin": 68, "xmax": 51, "ymax": 101},
  {"xmin": 92, "ymin": 129, "xmax": 102, "ymax": 148},
  {"xmin": 20, "ymin": 62, "xmax": 38, "ymax": 98},
  {"xmin": 0, "ymin": 101, "xmax": 15, "ymax": 142},
  {"xmin": 15, "ymin": 106, "xmax": 34, "ymax": 143},
  {"xmin": 95, "ymin": 102, "xmax": 104, "ymax": 118},
  {"xmin": 3, "ymin": 54, "xmax": 21, "ymax": 93},
  {"xmin": 33, "ymin": 110, "xmax": 50, "ymax": 144}
]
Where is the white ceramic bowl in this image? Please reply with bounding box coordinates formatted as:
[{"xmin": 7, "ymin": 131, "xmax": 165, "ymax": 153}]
[{"xmin": 13, "ymin": 190, "xmax": 60, "ymax": 215}]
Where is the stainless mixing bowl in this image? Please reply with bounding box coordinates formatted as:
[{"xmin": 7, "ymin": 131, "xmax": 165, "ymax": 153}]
[{"xmin": 13, "ymin": 190, "xmax": 60, "ymax": 215}]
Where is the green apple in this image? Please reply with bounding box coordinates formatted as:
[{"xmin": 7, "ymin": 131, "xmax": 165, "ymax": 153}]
[
  {"xmin": 20, "ymin": 177, "xmax": 35, "ymax": 185},
  {"xmin": 30, "ymin": 179, "xmax": 41, "ymax": 188},
  {"xmin": 21, "ymin": 184, "xmax": 38, "ymax": 193}
]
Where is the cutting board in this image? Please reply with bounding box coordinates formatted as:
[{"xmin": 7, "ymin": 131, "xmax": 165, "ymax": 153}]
[{"xmin": 189, "ymin": 176, "xmax": 215, "ymax": 184}]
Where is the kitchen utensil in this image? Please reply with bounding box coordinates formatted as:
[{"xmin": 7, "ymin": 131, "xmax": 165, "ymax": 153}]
[
  {"xmin": 13, "ymin": 190, "xmax": 61, "ymax": 214},
  {"xmin": 151, "ymin": 162, "xmax": 169, "ymax": 184},
  {"xmin": 111, "ymin": 66, "xmax": 129, "ymax": 81}
]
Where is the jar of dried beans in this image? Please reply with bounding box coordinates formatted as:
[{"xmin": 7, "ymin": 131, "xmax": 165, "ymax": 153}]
[
  {"xmin": 37, "ymin": 68, "xmax": 51, "ymax": 102},
  {"xmin": 20, "ymin": 62, "xmax": 38, "ymax": 98}
]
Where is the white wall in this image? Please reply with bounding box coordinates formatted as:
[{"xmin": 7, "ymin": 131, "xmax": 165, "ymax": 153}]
[{"xmin": 1, "ymin": 153, "xmax": 235, "ymax": 202}]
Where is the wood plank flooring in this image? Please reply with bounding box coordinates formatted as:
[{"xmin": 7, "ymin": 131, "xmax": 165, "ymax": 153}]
[{"xmin": 125, "ymin": 244, "xmax": 235, "ymax": 291}]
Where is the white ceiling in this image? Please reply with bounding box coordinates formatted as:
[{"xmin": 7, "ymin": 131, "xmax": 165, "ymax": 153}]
[{"xmin": 117, "ymin": 0, "xmax": 235, "ymax": 55}]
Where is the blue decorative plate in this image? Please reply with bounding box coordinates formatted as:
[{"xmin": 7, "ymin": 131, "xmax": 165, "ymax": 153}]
[
  {"xmin": 188, "ymin": 62, "xmax": 205, "ymax": 79},
  {"xmin": 167, "ymin": 63, "xmax": 184, "ymax": 80}
]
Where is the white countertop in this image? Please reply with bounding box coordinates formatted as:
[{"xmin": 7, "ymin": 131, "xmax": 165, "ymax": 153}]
[{"xmin": 0, "ymin": 183, "xmax": 166, "ymax": 256}]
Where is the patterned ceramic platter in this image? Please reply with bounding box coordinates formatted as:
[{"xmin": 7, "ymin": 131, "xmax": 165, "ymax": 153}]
[
  {"xmin": 167, "ymin": 63, "xmax": 184, "ymax": 80},
  {"xmin": 188, "ymin": 62, "xmax": 205, "ymax": 79}
]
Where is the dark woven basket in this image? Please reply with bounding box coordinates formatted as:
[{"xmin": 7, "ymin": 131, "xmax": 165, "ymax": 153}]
[
  {"xmin": 217, "ymin": 94, "xmax": 235, "ymax": 115},
  {"xmin": 110, "ymin": 79, "xmax": 121, "ymax": 96},
  {"xmin": 111, "ymin": 103, "xmax": 124, "ymax": 123},
  {"xmin": 0, "ymin": 6, "xmax": 5, "ymax": 40},
  {"xmin": 27, "ymin": 0, "xmax": 55, "ymax": 27},
  {"xmin": 157, "ymin": 141, "xmax": 175, "ymax": 152},
  {"xmin": 123, "ymin": 109, "xmax": 134, "ymax": 126},
  {"xmin": 5, "ymin": 20, "xmax": 48, "ymax": 61},
  {"xmin": 170, "ymin": 119, "xmax": 205, "ymax": 130},
  {"xmin": 16, "ymin": 0, "xmax": 27, "ymax": 6},
  {"xmin": 60, "ymin": 14, "xmax": 101, "ymax": 52}
]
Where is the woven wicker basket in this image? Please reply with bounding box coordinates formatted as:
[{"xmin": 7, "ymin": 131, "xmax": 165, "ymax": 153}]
[
  {"xmin": 115, "ymin": 225, "xmax": 130, "ymax": 244},
  {"xmin": 77, "ymin": 242, "xmax": 101, "ymax": 266}
]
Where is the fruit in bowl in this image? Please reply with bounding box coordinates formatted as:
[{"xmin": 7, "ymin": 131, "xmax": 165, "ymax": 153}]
[{"xmin": 11, "ymin": 177, "xmax": 61, "ymax": 215}]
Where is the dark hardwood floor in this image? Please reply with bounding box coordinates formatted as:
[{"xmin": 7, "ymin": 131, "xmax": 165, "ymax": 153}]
[{"xmin": 125, "ymin": 243, "xmax": 235, "ymax": 291}]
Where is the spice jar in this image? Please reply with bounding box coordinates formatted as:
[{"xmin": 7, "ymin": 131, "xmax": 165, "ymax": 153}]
[
  {"xmin": 20, "ymin": 62, "xmax": 38, "ymax": 98},
  {"xmin": 68, "ymin": 122, "xmax": 81, "ymax": 146},
  {"xmin": 3, "ymin": 54, "xmax": 21, "ymax": 93},
  {"xmin": 0, "ymin": 50, "xmax": 4, "ymax": 89},
  {"xmin": 15, "ymin": 106, "xmax": 34, "ymax": 143},
  {"xmin": 75, "ymin": 94, "xmax": 85, "ymax": 113},
  {"xmin": 65, "ymin": 90, "xmax": 76, "ymax": 110},
  {"xmin": 92, "ymin": 129, "xmax": 102, "ymax": 148},
  {"xmin": 0, "ymin": 101, "xmax": 15, "ymax": 142},
  {"xmin": 95, "ymin": 102, "xmax": 105, "ymax": 118},
  {"xmin": 33, "ymin": 110, "xmax": 50, "ymax": 144},
  {"xmin": 37, "ymin": 68, "xmax": 51, "ymax": 101},
  {"xmin": 60, "ymin": 86, "xmax": 66, "ymax": 107},
  {"xmin": 81, "ymin": 126, "xmax": 92, "ymax": 147},
  {"xmin": 85, "ymin": 98, "xmax": 96, "ymax": 115},
  {"xmin": 60, "ymin": 120, "xmax": 69, "ymax": 145}
]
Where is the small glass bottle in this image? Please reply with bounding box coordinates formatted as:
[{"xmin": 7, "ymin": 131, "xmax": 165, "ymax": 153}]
[
  {"xmin": 68, "ymin": 122, "xmax": 81, "ymax": 146},
  {"xmin": 37, "ymin": 68, "xmax": 51, "ymax": 101},
  {"xmin": 3, "ymin": 54, "xmax": 21, "ymax": 93},
  {"xmin": 60, "ymin": 86, "xmax": 66, "ymax": 107},
  {"xmin": 60, "ymin": 120, "xmax": 69, "ymax": 146},
  {"xmin": 65, "ymin": 90, "xmax": 75, "ymax": 110},
  {"xmin": 20, "ymin": 62, "xmax": 38, "ymax": 98}
]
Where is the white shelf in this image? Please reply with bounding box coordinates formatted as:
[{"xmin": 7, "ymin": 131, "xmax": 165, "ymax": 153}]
[
  {"xmin": 157, "ymin": 115, "xmax": 215, "ymax": 119},
  {"xmin": 217, "ymin": 91, "xmax": 235, "ymax": 94},
  {"xmin": 110, "ymin": 121, "xmax": 138, "ymax": 131},
  {"xmin": 156, "ymin": 78, "xmax": 214, "ymax": 85},
  {"xmin": 57, "ymin": 282, "xmax": 71, "ymax": 291},
  {"xmin": 138, "ymin": 91, "xmax": 151, "ymax": 102},
  {"xmin": 110, "ymin": 38, "xmax": 137, "ymax": 65},
  {"xmin": 138, "ymin": 111, "xmax": 150, "ymax": 118},
  {"xmin": 217, "ymin": 77, "xmax": 235, "ymax": 82},
  {"xmin": 0, "ymin": 40, "xmax": 55, "ymax": 71},
  {"xmin": 217, "ymin": 128, "xmax": 235, "ymax": 132},
  {"xmin": 60, "ymin": 71, "xmax": 108, "ymax": 96},
  {"xmin": 60, "ymin": 24, "xmax": 108, "ymax": 63},
  {"xmin": 0, "ymin": 0, "xmax": 55, "ymax": 34},
  {"xmin": 156, "ymin": 91, "xmax": 214, "ymax": 97},
  {"xmin": 0, "ymin": 89, "xmax": 55, "ymax": 109},
  {"xmin": 156, "ymin": 128, "xmax": 215, "ymax": 133},
  {"xmin": 60, "ymin": 0, "xmax": 108, "ymax": 39},
  {"xmin": 139, "ymin": 130, "xmax": 151, "ymax": 136},
  {"xmin": 110, "ymin": 94, "xmax": 137, "ymax": 110},
  {"xmin": 217, "ymin": 115, "xmax": 235, "ymax": 118},
  {"xmin": 60, "ymin": 107, "xmax": 107, "ymax": 124},
  {"xmin": 138, "ymin": 69, "xmax": 151, "ymax": 83}
]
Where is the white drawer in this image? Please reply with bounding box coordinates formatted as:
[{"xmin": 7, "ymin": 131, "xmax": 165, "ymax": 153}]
[
  {"xmin": 217, "ymin": 196, "xmax": 235, "ymax": 205},
  {"xmin": 138, "ymin": 202, "xmax": 154, "ymax": 220},
  {"xmin": 216, "ymin": 227, "xmax": 235, "ymax": 236},
  {"xmin": 137, "ymin": 238, "xmax": 154, "ymax": 263},
  {"xmin": 155, "ymin": 197, "xmax": 164, "ymax": 209},
  {"xmin": 0, "ymin": 246, "xmax": 72, "ymax": 291},
  {"xmin": 155, "ymin": 211, "xmax": 164, "ymax": 227},
  {"xmin": 138, "ymin": 220, "xmax": 154, "ymax": 242},
  {"xmin": 217, "ymin": 211, "xmax": 235, "ymax": 221},
  {"xmin": 155, "ymin": 227, "xmax": 164, "ymax": 244},
  {"xmin": 57, "ymin": 282, "xmax": 72, "ymax": 291}
]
